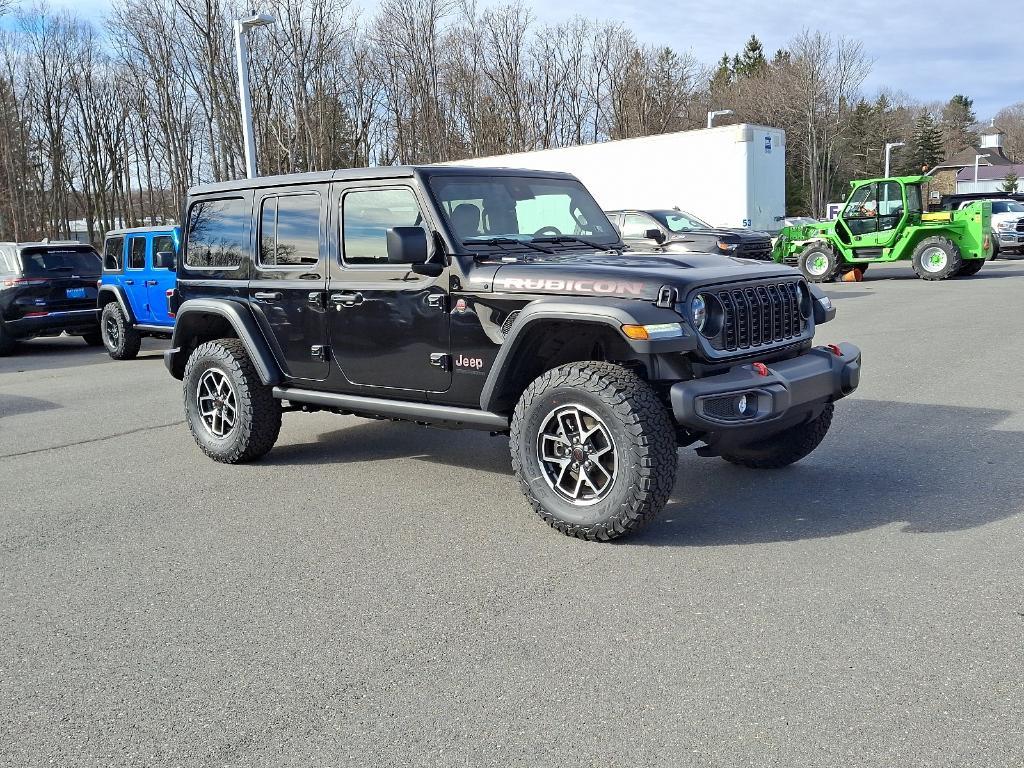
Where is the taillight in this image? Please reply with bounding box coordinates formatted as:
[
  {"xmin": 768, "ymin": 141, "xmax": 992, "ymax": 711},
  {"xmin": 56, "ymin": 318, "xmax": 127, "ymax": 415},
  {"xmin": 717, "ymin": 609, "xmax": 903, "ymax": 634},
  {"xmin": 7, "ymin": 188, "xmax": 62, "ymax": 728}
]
[
  {"xmin": 2, "ymin": 277, "xmax": 48, "ymax": 287},
  {"xmin": 166, "ymin": 289, "xmax": 176, "ymax": 319}
]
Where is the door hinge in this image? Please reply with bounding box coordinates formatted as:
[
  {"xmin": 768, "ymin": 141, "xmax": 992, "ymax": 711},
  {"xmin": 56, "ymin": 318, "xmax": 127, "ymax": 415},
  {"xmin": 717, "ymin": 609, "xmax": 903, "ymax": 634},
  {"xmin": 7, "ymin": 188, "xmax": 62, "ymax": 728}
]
[
  {"xmin": 308, "ymin": 291, "xmax": 327, "ymax": 309},
  {"xmin": 429, "ymin": 352, "xmax": 451, "ymax": 371},
  {"xmin": 311, "ymin": 345, "xmax": 328, "ymax": 360},
  {"xmin": 426, "ymin": 294, "xmax": 447, "ymax": 312}
]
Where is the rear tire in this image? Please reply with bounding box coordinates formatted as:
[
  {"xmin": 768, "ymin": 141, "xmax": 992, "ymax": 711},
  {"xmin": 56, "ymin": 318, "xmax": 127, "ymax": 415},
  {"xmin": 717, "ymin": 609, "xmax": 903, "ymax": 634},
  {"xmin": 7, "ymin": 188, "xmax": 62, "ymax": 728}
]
[
  {"xmin": 101, "ymin": 302, "xmax": 142, "ymax": 360},
  {"xmin": 911, "ymin": 237, "xmax": 962, "ymax": 280},
  {"xmin": 510, "ymin": 361, "xmax": 677, "ymax": 541},
  {"xmin": 722, "ymin": 403, "xmax": 834, "ymax": 469},
  {"xmin": 797, "ymin": 243, "xmax": 841, "ymax": 283},
  {"xmin": 183, "ymin": 338, "xmax": 281, "ymax": 464},
  {"xmin": 0, "ymin": 322, "xmax": 16, "ymax": 356}
]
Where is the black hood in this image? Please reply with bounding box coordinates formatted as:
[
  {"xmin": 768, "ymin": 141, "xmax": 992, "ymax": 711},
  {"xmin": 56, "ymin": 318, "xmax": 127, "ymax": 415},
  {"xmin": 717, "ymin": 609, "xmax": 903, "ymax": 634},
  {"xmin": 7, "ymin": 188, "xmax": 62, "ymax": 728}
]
[{"xmin": 483, "ymin": 251, "xmax": 799, "ymax": 301}]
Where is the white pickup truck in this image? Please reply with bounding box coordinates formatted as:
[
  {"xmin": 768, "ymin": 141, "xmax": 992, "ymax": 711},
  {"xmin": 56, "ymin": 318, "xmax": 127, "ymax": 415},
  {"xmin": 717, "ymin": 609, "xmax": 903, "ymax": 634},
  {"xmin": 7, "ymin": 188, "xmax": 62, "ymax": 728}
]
[{"xmin": 957, "ymin": 198, "xmax": 1024, "ymax": 258}]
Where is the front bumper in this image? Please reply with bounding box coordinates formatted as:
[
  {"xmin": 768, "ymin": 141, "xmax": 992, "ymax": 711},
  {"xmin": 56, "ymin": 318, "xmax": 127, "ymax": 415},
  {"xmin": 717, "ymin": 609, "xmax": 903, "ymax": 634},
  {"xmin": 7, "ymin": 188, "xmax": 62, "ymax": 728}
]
[
  {"xmin": 996, "ymin": 231, "xmax": 1024, "ymax": 247},
  {"xmin": 669, "ymin": 342, "xmax": 861, "ymax": 433},
  {"xmin": 5, "ymin": 308, "xmax": 99, "ymax": 337}
]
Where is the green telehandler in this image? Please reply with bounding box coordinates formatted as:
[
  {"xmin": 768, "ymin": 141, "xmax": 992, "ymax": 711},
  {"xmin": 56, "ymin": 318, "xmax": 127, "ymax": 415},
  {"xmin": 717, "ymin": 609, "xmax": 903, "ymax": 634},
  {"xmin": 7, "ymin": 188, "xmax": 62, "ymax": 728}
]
[{"xmin": 772, "ymin": 175, "xmax": 993, "ymax": 282}]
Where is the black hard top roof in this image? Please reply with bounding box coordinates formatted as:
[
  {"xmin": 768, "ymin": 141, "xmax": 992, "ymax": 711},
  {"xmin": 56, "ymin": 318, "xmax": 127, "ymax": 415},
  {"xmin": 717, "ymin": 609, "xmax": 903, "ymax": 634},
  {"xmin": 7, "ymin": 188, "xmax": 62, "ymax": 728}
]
[{"xmin": 187, "ymin": 165, "xmax": 579, "ymax": 197}]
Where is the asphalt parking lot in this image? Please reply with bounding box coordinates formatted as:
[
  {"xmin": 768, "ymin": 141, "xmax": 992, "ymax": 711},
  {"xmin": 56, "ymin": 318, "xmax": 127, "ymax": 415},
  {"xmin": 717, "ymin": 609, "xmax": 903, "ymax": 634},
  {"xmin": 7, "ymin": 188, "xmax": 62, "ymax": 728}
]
[{"xmin": 2, "ymin": 259, "xmax": 1023, "ymax": 767}]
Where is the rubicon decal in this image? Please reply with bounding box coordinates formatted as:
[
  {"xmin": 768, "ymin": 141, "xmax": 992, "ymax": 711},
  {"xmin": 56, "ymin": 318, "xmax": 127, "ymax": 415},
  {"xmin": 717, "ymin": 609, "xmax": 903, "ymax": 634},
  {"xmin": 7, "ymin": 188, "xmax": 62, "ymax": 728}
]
[{"xmin": 493, "ymin": 277, "xmax": 645, "ymax": 296}]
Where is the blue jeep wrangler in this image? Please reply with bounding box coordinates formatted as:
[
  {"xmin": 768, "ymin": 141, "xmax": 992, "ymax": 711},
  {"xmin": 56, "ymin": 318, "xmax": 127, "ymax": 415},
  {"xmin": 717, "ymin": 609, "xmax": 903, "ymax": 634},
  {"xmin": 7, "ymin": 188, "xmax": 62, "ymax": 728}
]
[{"xmin": 97, "ymin": 226, "xmax": 179, "ymax": 359}]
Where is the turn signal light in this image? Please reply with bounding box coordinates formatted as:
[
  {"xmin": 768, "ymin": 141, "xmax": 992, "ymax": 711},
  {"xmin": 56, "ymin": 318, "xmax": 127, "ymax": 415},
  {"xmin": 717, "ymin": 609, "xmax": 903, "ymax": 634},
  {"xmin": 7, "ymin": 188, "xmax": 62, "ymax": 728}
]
[{"xmin": 621, "ymin": 323, "xmax": 685, "ymax": 341}]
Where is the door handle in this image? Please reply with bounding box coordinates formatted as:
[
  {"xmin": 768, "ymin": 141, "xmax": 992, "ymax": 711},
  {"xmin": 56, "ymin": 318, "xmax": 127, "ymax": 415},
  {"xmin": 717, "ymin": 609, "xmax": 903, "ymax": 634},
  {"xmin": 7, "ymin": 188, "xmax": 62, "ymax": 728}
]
[
  {"xmin": 253, "ymin": 291, "xmax": 282, "ymax": 301},
  {"xmin": 145, "ymin": 280, "xmax": 158, "ymax": 286},
  {"xmin": 330, "ymin": 291, "xmax": 363, "ymax": 307},
  {"xmin": 125, "ymin": 279, "xmax": 135, "ymax": 285}
]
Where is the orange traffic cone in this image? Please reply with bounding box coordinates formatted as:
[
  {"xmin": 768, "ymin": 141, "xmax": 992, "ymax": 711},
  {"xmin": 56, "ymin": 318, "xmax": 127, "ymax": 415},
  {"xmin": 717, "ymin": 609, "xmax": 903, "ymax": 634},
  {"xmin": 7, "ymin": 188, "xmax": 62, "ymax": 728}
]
[{"xmin": 841, "ymin": 268, "xmax": 863, "ymax": 282}]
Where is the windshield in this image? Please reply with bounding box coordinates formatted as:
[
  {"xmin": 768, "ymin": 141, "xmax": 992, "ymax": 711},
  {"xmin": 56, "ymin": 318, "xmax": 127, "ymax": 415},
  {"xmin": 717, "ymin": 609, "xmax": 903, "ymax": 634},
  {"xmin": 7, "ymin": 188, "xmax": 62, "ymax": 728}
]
[
  {"xmin": 429, "ymin": 175, "xmax": 618, "ymax": 246},
  {"xmin": 992, "ymin": 201, "xmax": 1024, "ymax": 214},
  {"xmin": 19, "ymin": 246, "xmax": 101, "ymax": 276},
  {"xmin": 650, "ymin": 210, "xmax": 712, "ymax": 232}
]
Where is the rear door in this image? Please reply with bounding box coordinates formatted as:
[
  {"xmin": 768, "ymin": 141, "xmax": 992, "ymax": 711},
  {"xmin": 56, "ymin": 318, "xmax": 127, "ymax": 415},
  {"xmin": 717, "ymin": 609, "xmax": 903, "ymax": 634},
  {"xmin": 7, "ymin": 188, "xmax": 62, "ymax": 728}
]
[
  {"xmin": 147, "ymin": 233, "xmax": 177, "ymax": 325},
  {"xmin": 249, "ymin": 186, "xmax": 330, "ymax": 381},
  {"xmin": 124, "ymin": 234, "xmax": 152, "ymax": 321}
]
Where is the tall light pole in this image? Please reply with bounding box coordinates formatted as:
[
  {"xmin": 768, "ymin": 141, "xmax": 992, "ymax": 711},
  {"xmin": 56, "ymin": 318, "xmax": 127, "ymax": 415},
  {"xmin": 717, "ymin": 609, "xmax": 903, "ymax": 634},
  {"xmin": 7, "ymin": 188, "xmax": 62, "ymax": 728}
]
[
  {"xmin": 884, "ymin": 142, "xmax": 905, "ymax": 177},
  {"xmin": 707, "ymin": 109, "xmax": 734, "ymax": 128},
  {"xmin": 974, "ymin": 153, "xmax": 991, "ymax": 186},
  {"xmin": 234, "ymin": 13, "xmax": 275, "ymax": 179}
]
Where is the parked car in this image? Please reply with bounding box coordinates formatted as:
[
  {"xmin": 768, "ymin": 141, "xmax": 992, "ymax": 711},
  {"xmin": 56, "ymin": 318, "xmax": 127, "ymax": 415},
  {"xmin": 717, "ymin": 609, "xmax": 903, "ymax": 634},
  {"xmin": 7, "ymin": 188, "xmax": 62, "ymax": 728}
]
[
  {"xmin": 953, "ymin": 198, "xmax": 1024, "ymax": 258},
  {"xmin": 606, "ymin": 208, "xmax": 774, "ymax": 261},
  {"xmin": 0, "ymin": 241, "xmax": 102, "ymax": 355},
  {"xmin": 163, "ymin": 166, "xmax": 861, "ymax": 542},
  {"xmin": 97, "ymin": 226, "xmax": 178, "ymax": 359}
]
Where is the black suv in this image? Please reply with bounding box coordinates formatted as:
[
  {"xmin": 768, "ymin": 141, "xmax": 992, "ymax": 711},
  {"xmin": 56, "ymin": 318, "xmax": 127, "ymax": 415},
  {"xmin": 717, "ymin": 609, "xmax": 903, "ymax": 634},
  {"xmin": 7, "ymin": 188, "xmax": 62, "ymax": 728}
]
[
  {"xmin": 165, "ymin": 167, "xmax": 861, "ymax": 541},
  {"xmin": 0, "ymin": 241, "xmax": 102, "ymax": 355},
  {"xmin": 607, "ymin": 208, "xmax": 774, "ymax": 261}
]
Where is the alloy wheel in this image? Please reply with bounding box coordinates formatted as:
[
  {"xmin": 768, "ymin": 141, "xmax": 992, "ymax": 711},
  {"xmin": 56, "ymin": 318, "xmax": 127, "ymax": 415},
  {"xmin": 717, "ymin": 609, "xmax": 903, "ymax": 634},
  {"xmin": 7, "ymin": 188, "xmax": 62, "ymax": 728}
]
[
  {"xmin": 536, "ymin": 404, "xmax": 617, "ymax": 506},
  {"xmin": 196, "ymin": 368, "xmax": 237, "ymax": 438}
]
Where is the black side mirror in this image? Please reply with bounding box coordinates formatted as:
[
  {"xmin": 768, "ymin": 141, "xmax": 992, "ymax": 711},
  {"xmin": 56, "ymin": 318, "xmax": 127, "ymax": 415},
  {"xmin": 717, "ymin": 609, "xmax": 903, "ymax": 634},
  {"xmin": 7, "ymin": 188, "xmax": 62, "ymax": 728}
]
[
  {"xmin": 154, "ymin": 250, "xmax": 176, "ymax": 269},
  {"xmin": 386, "ymin": 227, "xmax": 429, "ymax": 265},
  {"xmin": 644, "ymin": 228, "xmax": 666, "ymax": 244}
]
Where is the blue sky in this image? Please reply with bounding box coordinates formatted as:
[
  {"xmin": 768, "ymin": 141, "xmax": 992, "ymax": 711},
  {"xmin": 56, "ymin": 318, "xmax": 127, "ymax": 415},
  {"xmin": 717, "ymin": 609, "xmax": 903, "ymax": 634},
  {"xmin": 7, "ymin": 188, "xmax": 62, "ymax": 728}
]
[{"xmin": 35, "ymin": 0, "xmax": 1024, "ymax": 118}]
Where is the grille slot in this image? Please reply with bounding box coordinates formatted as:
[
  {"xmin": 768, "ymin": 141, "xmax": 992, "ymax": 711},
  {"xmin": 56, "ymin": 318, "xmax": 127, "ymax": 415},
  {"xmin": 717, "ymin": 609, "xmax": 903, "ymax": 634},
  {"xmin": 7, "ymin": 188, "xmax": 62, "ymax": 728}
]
[
  {"xmin": 709, "ymin": 281, "xmax": 806, "ymax": 353},
  {"xmin": 1016, "ymin": 219, "xmax": 1024, "ymax": 233}
]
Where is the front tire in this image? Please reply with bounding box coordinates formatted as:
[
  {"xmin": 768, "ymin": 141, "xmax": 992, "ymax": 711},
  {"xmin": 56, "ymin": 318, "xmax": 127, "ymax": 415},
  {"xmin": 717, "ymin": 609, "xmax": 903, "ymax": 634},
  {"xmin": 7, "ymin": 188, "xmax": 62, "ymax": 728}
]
[
  {"xmin": 510, "ymin": 361, "xmax": 677, "ymax": 541},
  {"xmin": 911, "ymin": 237, "xmax": 962, "ymax": 280},
  {"xmin": 101, "ymin": 302, "xmax": 142, "ymax": 360},
  {"xmin": 721, "ymin": 403, "xmax": 834, "ymax": 469},
  {"xmin": 797, "ymin": 243, "xmax": 841, "ymax": 283},
  {"xmin": 183, "ymin": 338, "xmax": 281, "ymax": 464}
]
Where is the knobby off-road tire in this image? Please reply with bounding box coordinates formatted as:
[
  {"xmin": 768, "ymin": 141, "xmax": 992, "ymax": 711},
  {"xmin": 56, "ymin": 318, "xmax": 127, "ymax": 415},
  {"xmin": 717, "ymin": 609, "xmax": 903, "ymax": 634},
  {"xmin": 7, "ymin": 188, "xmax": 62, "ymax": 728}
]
[
  {"xmin": 510, "ymin": 361, "xmax": 677, "ymax": 542},
  {"xmin": 911, "ymin": 237, "xmax": 962, "ymax": 281},
  {"xmin": 797, "ymin": 243, "xmax": 842, "ymax": 283},
  {"xmin": 101, "ymin": 302, "xmax": 142, "ymax": 360},
  {"xmin": 0, "ymin": 322, "xmax": 16, "ymax": 356},
  {"xmin": 183, "ymin": 338, "xmax": 281, "ymax": 463},
  {"xmin": 955, "ymin": 259, "xmax": 985, "ymax": 277},
  {"xmin": 722, "ymin": 403, "xmax": 834, "ymax": 469}
]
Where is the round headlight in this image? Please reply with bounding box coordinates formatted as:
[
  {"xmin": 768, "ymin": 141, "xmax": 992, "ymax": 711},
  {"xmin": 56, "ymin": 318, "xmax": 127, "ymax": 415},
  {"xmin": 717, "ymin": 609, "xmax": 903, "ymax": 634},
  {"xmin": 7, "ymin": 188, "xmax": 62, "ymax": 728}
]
[{"xmin": 691, "ymin": 294, "xmax": 707, "ymax": 331}]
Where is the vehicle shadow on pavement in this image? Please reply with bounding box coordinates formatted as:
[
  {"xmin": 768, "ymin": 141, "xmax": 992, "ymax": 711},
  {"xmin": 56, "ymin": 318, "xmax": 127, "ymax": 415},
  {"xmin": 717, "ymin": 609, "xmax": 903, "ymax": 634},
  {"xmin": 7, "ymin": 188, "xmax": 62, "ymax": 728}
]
[
  {"xmin": 263, "ymin": 420, "xmax": 514, "ymax": 475},
  {"xmin": 0, "ymin": 340, "xmax": 167, "ymax": 375},
  {"xmin": 0, "ymin": 393, "xmax": 61, "ymax": 419},
  {"xmin": 633, "ymin": 397, "xmax": 1024, "ymax": 547}
]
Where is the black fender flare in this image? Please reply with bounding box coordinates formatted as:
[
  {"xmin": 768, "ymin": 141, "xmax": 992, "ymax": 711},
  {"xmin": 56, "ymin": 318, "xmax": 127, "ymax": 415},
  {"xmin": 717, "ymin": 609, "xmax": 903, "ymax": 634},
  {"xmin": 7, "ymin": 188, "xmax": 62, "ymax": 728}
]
[
  {"xmin": 164, "ymin": 299, "xmax": 281, "ymax": 385},
  {"xmin": 97, "ymin": 285, "xmax": 135, "ymax": 324},
  {"xmin": 478, "ymin": 298, "xmax": 695, "ymax": 412}
]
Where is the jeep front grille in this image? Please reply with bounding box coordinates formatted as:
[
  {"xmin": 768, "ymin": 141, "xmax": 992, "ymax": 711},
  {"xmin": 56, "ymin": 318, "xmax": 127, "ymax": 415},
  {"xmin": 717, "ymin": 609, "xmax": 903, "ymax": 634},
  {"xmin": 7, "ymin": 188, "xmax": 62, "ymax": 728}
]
[{"xmin": 710, "ymin": 281, "xmax": 806, "ymax": 353}]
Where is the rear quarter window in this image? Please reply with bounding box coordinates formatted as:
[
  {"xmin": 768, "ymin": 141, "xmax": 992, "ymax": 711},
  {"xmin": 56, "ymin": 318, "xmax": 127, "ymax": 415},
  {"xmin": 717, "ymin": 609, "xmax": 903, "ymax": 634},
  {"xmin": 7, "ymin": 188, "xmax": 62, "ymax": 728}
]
[
  {"xmin": 103, "ymin": 236, "xmax": 124, "ymax": 271},
  {"xmin": 185, "ymin": 197, "xmax": 250, "ymax": 269}
]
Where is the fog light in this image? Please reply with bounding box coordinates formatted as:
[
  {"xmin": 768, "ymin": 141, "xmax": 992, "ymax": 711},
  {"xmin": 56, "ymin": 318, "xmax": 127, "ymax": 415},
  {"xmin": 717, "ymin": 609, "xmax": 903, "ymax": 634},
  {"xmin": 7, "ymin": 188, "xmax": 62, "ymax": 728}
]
[{"xmin": 737, "ymin": 394, "xmax": 754, "ymax": 416}]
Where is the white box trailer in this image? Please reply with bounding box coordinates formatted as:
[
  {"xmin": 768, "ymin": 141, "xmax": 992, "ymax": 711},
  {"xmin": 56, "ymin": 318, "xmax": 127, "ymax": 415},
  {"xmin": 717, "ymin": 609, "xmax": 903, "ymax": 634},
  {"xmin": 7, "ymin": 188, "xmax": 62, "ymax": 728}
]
[{"xmin": 442, "ymin": 124, "xmax": 786, "ymax": 233}]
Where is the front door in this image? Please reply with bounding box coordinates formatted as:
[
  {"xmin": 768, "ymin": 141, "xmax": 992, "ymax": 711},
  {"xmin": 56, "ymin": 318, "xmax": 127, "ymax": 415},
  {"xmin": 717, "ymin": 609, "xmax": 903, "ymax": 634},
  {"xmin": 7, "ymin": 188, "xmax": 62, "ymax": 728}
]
[
  {"xmin": 249, "ymin": 186, "xmax": 330, "ymax": 381},
  {"xmin": 620, "ymin": 212, "xmax": 665, "ymax": 250},
  {"xmin": 124, "ymin": 235, "xmax": 152, "ymax": 322},
  {"xmin": 328, "ymin": 184, "xmax": 451, "ymax": 393},
  {"xmin": 147, "ymin": 233, "xmax": 177, "ymax": 326},
  {"xmin": 838, "ymin": 180, "xmax": 907, "ymax": 255}
]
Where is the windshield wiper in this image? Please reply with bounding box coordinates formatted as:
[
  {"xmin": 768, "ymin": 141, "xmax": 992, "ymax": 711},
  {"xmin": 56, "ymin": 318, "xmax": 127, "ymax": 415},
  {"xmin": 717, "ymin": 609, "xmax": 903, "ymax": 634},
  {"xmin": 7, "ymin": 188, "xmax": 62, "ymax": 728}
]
[
  {"xmin": 464, "ymin": 237, "xmax": 554, "ymax": 254},
  {"xmin": 531, "ymin": 235, "xmax": 619, "ymax": 252}
]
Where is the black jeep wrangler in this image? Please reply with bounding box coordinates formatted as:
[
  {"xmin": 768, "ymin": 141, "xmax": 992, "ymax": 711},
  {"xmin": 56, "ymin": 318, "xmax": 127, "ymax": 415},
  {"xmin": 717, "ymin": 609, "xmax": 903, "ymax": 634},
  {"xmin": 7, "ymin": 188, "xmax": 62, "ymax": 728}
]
[{"xmin": 165, "ymin": 167, "xmax": 861, "ymax": 541}]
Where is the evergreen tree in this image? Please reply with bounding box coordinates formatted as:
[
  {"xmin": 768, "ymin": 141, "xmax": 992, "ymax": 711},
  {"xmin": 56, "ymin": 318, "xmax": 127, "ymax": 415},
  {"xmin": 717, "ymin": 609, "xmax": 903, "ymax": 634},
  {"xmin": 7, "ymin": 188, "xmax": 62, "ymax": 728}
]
[
  {"xmin": 709, "ymin": 53, "xmax": 733, "ymax": 93},
  {"xmin": 941, "ymin": 94, "xmax": 979, "ymax": 155},
  {"xmin": 735, "ymin": 35, "xmax": 767, "ymax": 78},
  {"xmin": 910, "ymin": 111, "xmax": 943, "ymax": 172},
  {"xmin": 1002, "ymin": 170, "xmax": 1019, "ymax": 193}
]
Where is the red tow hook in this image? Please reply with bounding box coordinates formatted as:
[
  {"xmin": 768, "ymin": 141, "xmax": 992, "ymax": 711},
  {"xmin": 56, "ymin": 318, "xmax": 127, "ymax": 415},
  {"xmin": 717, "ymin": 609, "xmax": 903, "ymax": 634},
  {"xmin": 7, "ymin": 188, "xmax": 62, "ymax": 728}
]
[
  {"xmin": 827, "ymin": 344, "xmax": 842, "ymax": 357},
  {"xmin": 752, "ymin": 362, "xmax": 770, "ymax": 376}
]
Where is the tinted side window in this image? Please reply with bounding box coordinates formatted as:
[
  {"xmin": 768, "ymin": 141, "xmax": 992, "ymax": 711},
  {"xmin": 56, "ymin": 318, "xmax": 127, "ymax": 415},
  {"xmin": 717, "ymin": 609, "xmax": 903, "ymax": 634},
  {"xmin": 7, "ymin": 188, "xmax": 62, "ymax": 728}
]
[
  {"xmin": 128, "ymin": 237, "xmax": 147, "ymax": 269},
  {"xmin": 153, "ymin": 235, "xmax": 174, "ymax": 256},
  {"xmin": 342, "ymin": 188, "xmax": 422, "ymax": 266},
  {"xmin": 258, "ymin": 193, "xmax": 320, "ymax": 267},
  {"xmin": 103, "ymin": 237, "xmax": 123, "ymax": 271},
  {"xmin": 185, "ymin": 197, "xmax": 249, "ymax": 268},
  {"xmin": 621, "ymin": 214, "xmax": 655, "ymax": 238}
]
